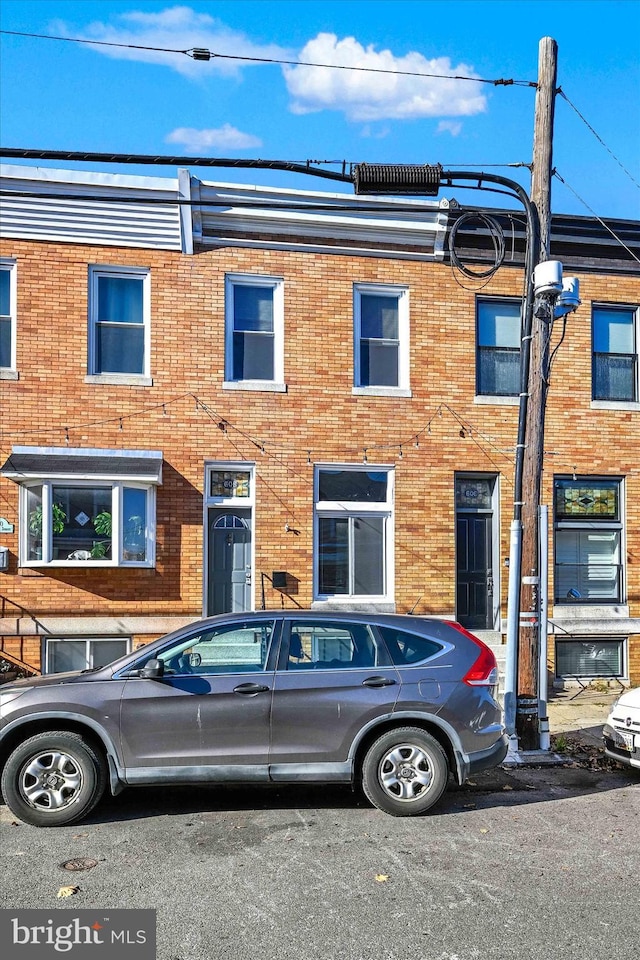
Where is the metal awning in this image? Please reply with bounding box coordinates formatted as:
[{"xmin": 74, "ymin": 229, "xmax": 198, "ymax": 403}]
[{"xmin": 0, "ymin": 446, "xmax": 163, "ymax": 484}]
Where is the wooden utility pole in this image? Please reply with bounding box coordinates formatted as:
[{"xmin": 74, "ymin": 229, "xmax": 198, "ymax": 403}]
[{"xmin": 516, "ymin": 37, "xmax": 558, "ymax": 750}]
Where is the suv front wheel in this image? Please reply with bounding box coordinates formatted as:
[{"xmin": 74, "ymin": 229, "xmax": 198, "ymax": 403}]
[
  {"xmin": 1, "ymin": 731, "xmax": 107, "ymax": 827},
  {"xmin": 361, "ymin": 726, "xmax": 449, "ymax": 817}
]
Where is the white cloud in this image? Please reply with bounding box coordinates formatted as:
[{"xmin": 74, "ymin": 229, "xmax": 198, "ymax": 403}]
[
  {"xmin": 165, "ymin": 125, "xmax": 262, "ymax": 152},
  {"xmin": 53, "ymin": 5, "xmax": 289, "ymax": 79},
  {"xmin": 283, "ymin": 33, "xmax": 487, "ymax": 122},
  {"xmin": 436, "ymin": 120, "xmax": 463, "ymax": 136}
]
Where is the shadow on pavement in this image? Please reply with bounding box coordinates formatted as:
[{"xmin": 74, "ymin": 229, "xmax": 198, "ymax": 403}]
[{"xmin": 63, "ymin": 755, "xmax": 637, "ymax": 825}]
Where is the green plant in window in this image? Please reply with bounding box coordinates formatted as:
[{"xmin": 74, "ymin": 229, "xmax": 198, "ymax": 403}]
[
  {"xmin": 93, "ymin": 511, "xmax": 112, "ymax": 537},
  {"xmin": 28, "ymin": 503, "xmax": 67, "ymax": 536}
]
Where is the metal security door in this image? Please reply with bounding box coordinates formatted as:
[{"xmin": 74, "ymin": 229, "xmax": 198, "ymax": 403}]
[
  {"xmin": 456, "ymin": 514, "xmax": 493, "ymax": 630},
  {"xmin": 207, "ymin": 509, "xmax": 252, "ymax": 615}
]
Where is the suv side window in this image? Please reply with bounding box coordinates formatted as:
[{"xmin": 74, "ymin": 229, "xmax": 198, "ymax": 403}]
[
  {"xmin": 157, "ymin": 621, "xmax": 276, "ymax": 674},
  {"xmin": 287, "ymin": 622, "xmax": 378, "ymax": 670},
  {"xmin": 377, "ymin": 626, "xmax": 443, "ymax": 665}
]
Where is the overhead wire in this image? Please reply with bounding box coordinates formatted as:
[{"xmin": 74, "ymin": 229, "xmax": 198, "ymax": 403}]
[
  {"xmin": 0, "ymin": 29, "xmax": 536, "ymax": 87},
  {"xmin": 553, "ymin": 170, "xmax": 640, "ymax": 263},
  {"xmin": 557, "ymin": 88, "xmax": 640, "ymax": 190}
]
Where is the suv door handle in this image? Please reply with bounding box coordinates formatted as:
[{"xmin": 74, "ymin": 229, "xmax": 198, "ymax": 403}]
[
  {"xmin": 233, "ymin": 682, "xmax": 269, "ymax": 695},
  {"xmin": 362, "ymin": 676, "xmax": 396, "ymax": 688}
]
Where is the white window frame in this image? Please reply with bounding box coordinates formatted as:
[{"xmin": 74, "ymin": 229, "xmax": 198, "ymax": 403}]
[
  {"xmin": 475, "ymin": 296, "xmax": 522, "ymax": 400},
  {"xmin": 313, "ymin": 464, "xmax": 395, "ymax": 604},
  {"xmin": 224, "ymin": 273, "xmax": 285, "ymax": 392},
  {"xmin": 87, "ymin": 265, "xmax": 151, "ymax": 383},
  {"xmin": 0, "ymin": 258, "xmax": 17, "ymax": 378},
  {"xmin": 20, "ymin": 479, "xmax": 156, "ymax": 568},
  {"xmin": 45, "ymin": 637, "xmax": 132, "ymax": 674},
  {"xmin": 591, "ymin": 302, "xmax": 640, "ymax": 409},
  {"xmin": 353, "ymin": 283, "xmax": 410, "ymax": 397}
]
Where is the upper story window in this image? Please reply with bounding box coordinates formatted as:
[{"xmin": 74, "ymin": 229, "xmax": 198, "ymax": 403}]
[
  {"xmin": 224, "ymin": 274, "xmax": 284, "ymax": 391},
  {"xmin": 554, "ymin": 477, "xmax": 624, "ymax": 604},
  {"xmin": 314, "ymin": 466, "xmax": 394, "ymax": 601},
  {"xmin": 476, "ymin": 298, "xmax": 521, "ymax": 397},
  {"xmin": 592, "ymin": 304, "xmax": 638, "ymax": 402},
  {"xmin": 0, "ymin": 259, "xmax": 17, "ymax": 375},
  {"xmin": 89, "ymin": 266, "xmax": 150, "ymax": 378},
  {"xmin": 354, "ymin": 284, "xmax": 410, "ymax": 395}
]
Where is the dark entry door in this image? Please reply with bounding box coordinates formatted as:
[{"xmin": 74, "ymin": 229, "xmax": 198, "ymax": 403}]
[
  {"xmin": 208, "ymin": 509, "xmax": 252, "ymax": 615},
  {"xmin": 456, "ymin": 515, "xmax": 493, "ymax": 630}
]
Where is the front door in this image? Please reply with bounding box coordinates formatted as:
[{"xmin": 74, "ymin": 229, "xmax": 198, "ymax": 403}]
[
  {"xmin": 456, "ymin": 514, "xmax": 494, "ymax": 630},
  {"xmin": 208, "ymin": 509, "xmax": 252, "ymax": 615}
]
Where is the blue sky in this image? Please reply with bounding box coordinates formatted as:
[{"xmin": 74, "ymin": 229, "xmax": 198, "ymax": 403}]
[{"xmin": 1, "ymin": 0, "xmax": 639, "ymax": 219}]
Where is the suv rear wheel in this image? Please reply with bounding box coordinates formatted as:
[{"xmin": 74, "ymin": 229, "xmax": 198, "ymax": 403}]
[
  {"xmin": 361, "ymin": 726, "xmax": 449, "ymax": 816},
  {"xmin": 1, "ymin": 731, "xmax": 107, "ymax": 827}
]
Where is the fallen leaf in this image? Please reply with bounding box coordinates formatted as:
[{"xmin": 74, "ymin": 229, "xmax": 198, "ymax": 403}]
[
  {"xmin": 480, "ymin": 829, "xmax": 489, "ymax": 834},
  {"xmin": 502, "ymin": 785, "xmax": 514, "ymax": 791},
  {"xmin": 57, "ymin": 886, "xmax": 80, "ymax": 899},
  {"xmin": 375, "ymin": 874, "xmax": 390, "ymax": 883}
]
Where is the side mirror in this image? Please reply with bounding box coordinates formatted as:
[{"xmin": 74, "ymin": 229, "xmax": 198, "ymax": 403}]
[{"xmin": 139, "ymin": 658, "xmax": 165, "ymax": 679}]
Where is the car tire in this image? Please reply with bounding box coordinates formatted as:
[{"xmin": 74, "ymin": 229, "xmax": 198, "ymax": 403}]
[
  {"xmin": 1, "ymin": 731, "xmax": 107, "ymax": 828},
  {"xmin": 361, "ymin": 726, "xmax": 449, "ymax": 817}
]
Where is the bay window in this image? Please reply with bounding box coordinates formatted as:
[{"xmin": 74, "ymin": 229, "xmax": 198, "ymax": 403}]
[{"xmin": 1, "ymin": 446, "xmax": 162, "ymax": 568}]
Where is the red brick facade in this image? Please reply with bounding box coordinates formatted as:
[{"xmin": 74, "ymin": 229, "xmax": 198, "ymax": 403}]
[{"xmin": 1, "ymin": 170, "xmax": 639, "ymax": 685}]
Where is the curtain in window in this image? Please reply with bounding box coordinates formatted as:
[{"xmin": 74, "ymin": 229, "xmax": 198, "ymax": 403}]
[
  {"xmin": 232, "ymin": 285, "xmax": 274, "ymax": 380},
  {"xmin": 96, "ymin": 276, "xmax": 144, "ymax": 374}
]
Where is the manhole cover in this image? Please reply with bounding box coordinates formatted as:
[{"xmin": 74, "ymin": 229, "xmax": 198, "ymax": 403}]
[{"xmin": 59, "ymin": 858, "xmax": 99, "ymax": 872}]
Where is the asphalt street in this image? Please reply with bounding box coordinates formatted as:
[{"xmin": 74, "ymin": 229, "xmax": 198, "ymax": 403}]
[{"xmin": 1, "ymin": 759, "xmax": 638, "ymax": 960}]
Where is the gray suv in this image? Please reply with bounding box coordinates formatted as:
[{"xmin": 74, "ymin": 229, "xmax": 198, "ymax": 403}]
[{"xmin": 0, "ymin": 612, "xmax": 507, "ymax": 826}]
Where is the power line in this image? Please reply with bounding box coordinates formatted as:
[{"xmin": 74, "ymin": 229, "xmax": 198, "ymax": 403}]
[
  {"xmin": 0, "ymin": 29, "xmax": 536, "ymax": 87},
  {"xmin": 553, "ymin": 170, "xmax": 640, "ymax": 263},
  {"xmin": 558, "ymin": 88, "xmax": 640, "ymax": 190}
]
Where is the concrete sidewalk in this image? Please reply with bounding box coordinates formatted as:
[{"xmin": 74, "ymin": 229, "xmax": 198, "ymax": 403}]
[{"xmin": 546, "ymin": 685, "xmax": 621, "ymax": 747}]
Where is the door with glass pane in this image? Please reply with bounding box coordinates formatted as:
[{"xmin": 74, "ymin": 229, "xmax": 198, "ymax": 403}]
[
  {"xmin": 455, "ymin": 477, "xmax": 496, "ymax": 630},
  {"xmin": 207, "ymin": 509, "xmax": 252, "ymax": 615}
]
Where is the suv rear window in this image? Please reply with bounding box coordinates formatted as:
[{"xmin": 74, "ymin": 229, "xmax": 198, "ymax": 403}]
[{"xmin": 378, "ymin": 626, "xmax": 443, "ymax": 665}]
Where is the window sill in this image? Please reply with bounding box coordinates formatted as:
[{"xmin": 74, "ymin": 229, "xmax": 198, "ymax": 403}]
[
  {"xmin": 85, "ymin": 374, "xmax": 153, "ymax": 387},
  {"xmin": 474, "ymin": 394, "xmax": 519, "ymax": 406},
  {"xmin": 223, "ymin": 381, "xmax": 287, "ymax": 393},
  {"xmin": 590, "ymin": 400, "xmax": 640, "ymax": 412},
  {"xmin": 19, "ymin": 561, "xmax": 155, "ymax": 570},
  {"xmin": 352, "ymin": 386, "xmax": 412, "ymax": 398},
  {"xmin": 0, "ymin": 369, "xmax": 19, "ymax": 380},
  {"xmin": 552, "ymin": 604, "xmax": 629, "ymax": 619}
]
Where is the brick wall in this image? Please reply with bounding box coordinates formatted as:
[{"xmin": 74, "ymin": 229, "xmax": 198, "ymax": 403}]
[{"xmin": 1, "ymin": 236, "xmax": 638, "ymax": 678}]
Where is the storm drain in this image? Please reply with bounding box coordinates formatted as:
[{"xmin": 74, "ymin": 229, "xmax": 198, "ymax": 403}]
[{"xmin": 59, "ymin": 858, "xmax": 99, "ymax": 872}]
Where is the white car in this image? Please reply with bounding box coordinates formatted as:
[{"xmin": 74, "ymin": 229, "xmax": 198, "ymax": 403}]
[{"xmin": 603, "ymin": 687, "xmax": 640, "ymax": 770}]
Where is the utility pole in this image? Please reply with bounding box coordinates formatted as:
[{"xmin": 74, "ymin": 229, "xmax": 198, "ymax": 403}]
[{"xmin": 516, "ymin": 37, "xmax": 558, "ymax": 750}]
